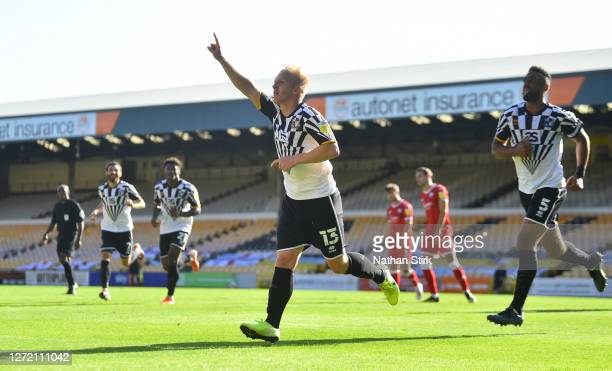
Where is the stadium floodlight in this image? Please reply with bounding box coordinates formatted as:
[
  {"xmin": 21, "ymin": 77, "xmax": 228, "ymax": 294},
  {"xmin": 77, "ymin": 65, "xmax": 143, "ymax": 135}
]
[
  {"xmin": 410, "ymin": 116, "xmax": 430, "ymax": 125},
  {"xmin": 146, "ymin": 134, "xmax": 165, "ymax": 143},
  {"xmin": 573, "ymin": 104, "xmax": 595, "ymax": 114},
  {"xmin": 607, "ymin": 102, "xmax": 612, "ymax": 111},
  {"xmin": 374, "ymin": 118, "xmax": 391, "ymax": 127},
  {"xmin": 105, "ymin": 134, "xmax": 122, "ymax": 144},
  {"xmin": 348, "ymin": 120, "xmax": 362, "ymax": 129},
  {"xmin": 56, "ymin": 137, "xmax": 71, "ymax": 148},
  {"xmin": 489, "ymin": 110, "xmax": 502, "ymax": 119},
  {"xmin": 226, "ymin": 128, "xmax": 241, "ymax": 137},
  {"xmin": 49, "ymin": 141, "xmax": 60, "ymax": 152},
  {"xmin": 36, "ymin": 139, "xmax": 61, "ymax": 152},
  {"xmin": 436, "ymin": 114, "xmax": 454, "ymax": 123},
  {"xmin": 462, "ymin": 113, "xmax": 480, "ymax": 120},
  {"xmin": 84, "ymin": 136, "xmax": 101, "ymax": 146},
  {"xmin": 127, "ymin": 135, "xmax": 145, "ymax": 144},
  {"xmin": 173, "ymin": 130, "xmax": 193, "ymax": 141},
  {"xmin": 249, "ymin": 127, "xmax": 264, "ymax": 136},
  {"xmin": 330, "ymin": 121, "xmax": 343, "ymax": 131},
  {"xmin": 195, "ymin": 131, "xmax": 212, "ymax": 140}
]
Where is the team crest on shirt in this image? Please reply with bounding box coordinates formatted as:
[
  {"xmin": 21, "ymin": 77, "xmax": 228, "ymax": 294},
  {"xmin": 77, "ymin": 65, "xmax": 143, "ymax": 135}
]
[
  {"xmin": 542, "ymin": 117, "xmax": 555, "ymax": 129},
  {"xmin": 175, "ymin": 189, "xmax": 187, "ymax": 200},
  {"xmin": 289, "ymin": 117, "xmax": 300, "ymax": 130}
]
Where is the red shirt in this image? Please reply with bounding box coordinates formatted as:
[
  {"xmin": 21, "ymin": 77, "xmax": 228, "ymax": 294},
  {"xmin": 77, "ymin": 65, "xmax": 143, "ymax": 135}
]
[
  {"xmin": 420, "ymin": 183, "xmax": 451, "ymax": 226},
  {"xmin": 387, "ymin": 199, "xmax": 413, "ymax": 233}
]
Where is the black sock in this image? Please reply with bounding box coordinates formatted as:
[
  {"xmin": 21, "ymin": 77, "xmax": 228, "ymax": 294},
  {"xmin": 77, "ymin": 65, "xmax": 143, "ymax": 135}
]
[
  {"xmin": 265, "ymin": 267, "xmax": 293, "ymax": 329},
  {"xmin": 100, "ymin": 260, "xmax": 110, "ymax": 289},
  {"xmin": 345, "ymin": 252, "xmax": 385, "ymax": 284},
  {"xmin": 167, "ymin": 264, "xmax": 179, "ymax": 296},
  {"xmin": 510, "ymin": 249, "xmax": 537, "ymax": 313},
  {"xmin": 61, "ymin": 261, "xmax": 75, "ymax": 287},
  {"xmin": 560, "ymin": 241, "xmax": 594, "ymax": 268}
]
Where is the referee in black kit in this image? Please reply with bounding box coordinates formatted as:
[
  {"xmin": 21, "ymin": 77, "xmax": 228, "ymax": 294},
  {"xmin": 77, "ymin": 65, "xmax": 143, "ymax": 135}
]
[
  {"xmin": 41, "ymin": 184, "xmax": 85, "ymax": 295},
  {"xmin": 208, "ymin": 33, "xmax": 399, "ymax": 343}
]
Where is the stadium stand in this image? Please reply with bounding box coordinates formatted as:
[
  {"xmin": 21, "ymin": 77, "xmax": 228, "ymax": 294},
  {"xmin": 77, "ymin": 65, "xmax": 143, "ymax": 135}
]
[
  {"xmin": 1, "ymin": 136, "xmax": 611, "ymax": 277},
  {"xmin": 2, "ymin": 157, "xmax": 610, "ymax": 221},
  {"xmin": 1, "ymin": 211, "xmax": 610, "ymax": 275}
]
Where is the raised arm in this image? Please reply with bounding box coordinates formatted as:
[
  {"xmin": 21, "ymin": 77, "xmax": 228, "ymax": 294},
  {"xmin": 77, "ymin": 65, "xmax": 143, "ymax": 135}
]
[{"xmin": 207, "ymin": 33, "xmax": 261, "ymax": 107}]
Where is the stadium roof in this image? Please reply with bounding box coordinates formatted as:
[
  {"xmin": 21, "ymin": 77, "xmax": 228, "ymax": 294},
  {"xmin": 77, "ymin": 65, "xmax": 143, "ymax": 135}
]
[{"xmin": 1, "ymin": 48, "xmax": 612, "ymax": 118}]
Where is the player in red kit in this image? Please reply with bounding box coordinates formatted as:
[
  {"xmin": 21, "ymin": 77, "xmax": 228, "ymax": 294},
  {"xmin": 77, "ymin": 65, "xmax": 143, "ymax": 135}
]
[
  {"xmin": 415, "ymin": 167, "xmax": 476, "ymax": 303},
  {"xmin": 385, "ymin": 183, "xmax": 424, "ymax": 300}
]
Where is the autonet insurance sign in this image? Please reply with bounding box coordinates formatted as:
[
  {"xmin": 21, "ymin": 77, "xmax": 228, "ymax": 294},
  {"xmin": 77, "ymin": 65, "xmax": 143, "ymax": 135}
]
[
  {"xmin": 0, "ymin": 112, "xmax": 97, "ymax": 142},
  {"xmin": 325, "ymin": 80, "xmax": 523, "ymax": 121}
]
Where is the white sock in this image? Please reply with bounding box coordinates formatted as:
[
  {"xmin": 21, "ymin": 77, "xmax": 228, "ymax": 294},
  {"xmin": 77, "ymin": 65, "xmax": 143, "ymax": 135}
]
[{"xmin": 132, "ymin": 245, "xmax": 142, "ymax": 260}]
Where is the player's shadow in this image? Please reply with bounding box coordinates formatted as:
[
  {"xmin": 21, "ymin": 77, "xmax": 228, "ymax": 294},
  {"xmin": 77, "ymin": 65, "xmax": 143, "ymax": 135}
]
[
  {"xmin": 71, "ymin": 333, "xmax": 541, "ymax": 354},
  {"xmin": 0, "ymin": 302, "xmax": 136, "ymax": 308},
  {"xmin": 405, "ymin": 309, "xmax": 612, "ymax": 315},
  {"xmin": 524, "ymin": 308, "xmax": 612, "ymax": 314}
]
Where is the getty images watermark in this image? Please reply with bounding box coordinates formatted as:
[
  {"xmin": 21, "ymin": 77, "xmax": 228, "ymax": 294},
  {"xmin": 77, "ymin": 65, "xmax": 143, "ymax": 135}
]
[
  {"xmin": 356, "ymin": 222, "xmax": 610, "ymax": 269},
  {"xmin": 369, "ymin": 228, "xmax": 488, "ymax": 266}
]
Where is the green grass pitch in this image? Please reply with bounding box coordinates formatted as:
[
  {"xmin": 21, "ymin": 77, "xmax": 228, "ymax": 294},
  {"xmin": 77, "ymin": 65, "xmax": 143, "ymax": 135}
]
[{"xmin": 1, "ymin": 285, "xmax": 610, "ymax": 369}]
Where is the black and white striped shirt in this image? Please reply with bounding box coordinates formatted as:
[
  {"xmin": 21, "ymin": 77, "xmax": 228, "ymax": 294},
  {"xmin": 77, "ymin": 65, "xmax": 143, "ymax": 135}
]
[
  {"xmin": 495, "ymin": 101, "xmax": 583, "ymax": 194},
  {"xmin": 259, "ymin": 93, "xmax": 338, "ymax": 200},
  {"xmin": 153, "ymin": 179, "xmax": 200, "ymax": 234},
  {"xmin": 97, "ymin": 180, "xmax": 142, "ymax": 232}
]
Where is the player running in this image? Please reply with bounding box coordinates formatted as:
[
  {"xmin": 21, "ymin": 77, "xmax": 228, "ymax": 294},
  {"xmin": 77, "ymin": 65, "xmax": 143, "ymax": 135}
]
[
  {"xmin": 89, "ymin": 161, "xmax": 146, "ymax": 301},
  {"xmin": 487, "ymin": 66, "xmax": 607, "ymax": 326},
  {"xmin": 415, "ymin": 167, "xmax": 476, "ymax": 303},
  {"xmin": 207, "ymin": 33, "xmax": 398, "ymax": 343},
  {"xmin": 40, "ymin": 184, "xmax": 85, "ymax": 295},
  {"xmin": 151, "ymin": 157, "xmax": 202, "ymax": 305},
  {"xmin": 385, "ymin": 183, "xmax": 424, "ymax": 299}
]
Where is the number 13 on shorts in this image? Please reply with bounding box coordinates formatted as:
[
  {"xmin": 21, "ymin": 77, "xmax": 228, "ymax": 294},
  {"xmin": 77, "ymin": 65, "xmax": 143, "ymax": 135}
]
[{"xmin": 319, "ymin": 227, "xmax": 339, "ymax": 246}]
